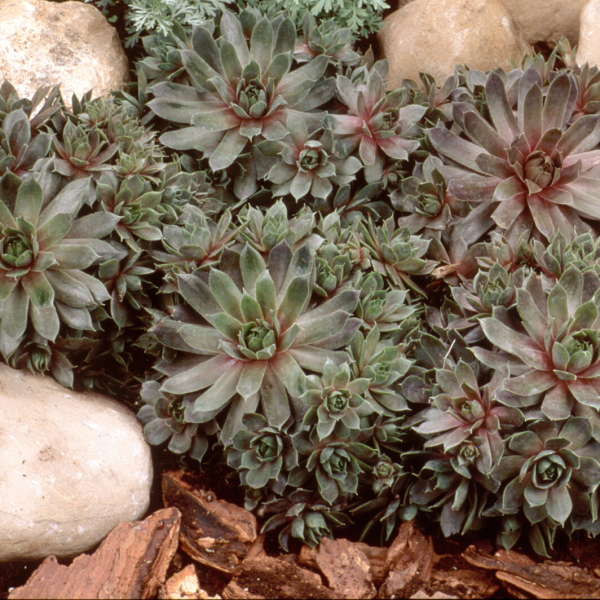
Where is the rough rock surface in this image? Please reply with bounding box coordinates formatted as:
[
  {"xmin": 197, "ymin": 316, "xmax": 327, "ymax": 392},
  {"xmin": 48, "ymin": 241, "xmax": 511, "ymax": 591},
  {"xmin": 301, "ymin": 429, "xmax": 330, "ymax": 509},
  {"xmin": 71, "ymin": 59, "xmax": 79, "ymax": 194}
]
[
  {"xmin": 0, "ymin": 0, "xmax": 128, "ymax": 102},
  {"xmin": 502, "ymin": 0, "xmax": 587, "ymax": 44},
  {"xmin": 378, "ymin": 0, "xmax": 531, "ymax": 87},
  {"xmin": 577, "ymin": 0, "xmax": 600, "ymax": 68},
  {"xmin": 0, "ymin": 364, "xmax": 152, "ymax": 561}
]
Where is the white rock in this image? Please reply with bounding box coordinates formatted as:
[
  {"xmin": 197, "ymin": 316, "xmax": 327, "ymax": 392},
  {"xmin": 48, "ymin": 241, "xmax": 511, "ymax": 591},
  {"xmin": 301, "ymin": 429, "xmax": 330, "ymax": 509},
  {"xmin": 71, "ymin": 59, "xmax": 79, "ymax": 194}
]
[
  {"xmin": 502, "ymin": 0, "xmax": 588, "ymax": 44},
  {"xmin": 0, "ymin": 364, "xmax": 152, "ymax": 561},
  {"xmin": 577, "ymin": 0, "xmax": 600, "ymax": 68},
  {"xmin": 0, "ymin": 0, "xmax": 128, "ymax": 102},
  {"xmin": 378, "ymin": 0, "xmax": 531, "ymax": 88}
]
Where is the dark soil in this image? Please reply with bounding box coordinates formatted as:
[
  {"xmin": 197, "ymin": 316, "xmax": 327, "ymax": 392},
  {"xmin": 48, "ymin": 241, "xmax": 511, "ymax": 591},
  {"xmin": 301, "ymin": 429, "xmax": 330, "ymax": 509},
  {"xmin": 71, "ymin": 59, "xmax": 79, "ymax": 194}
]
[{"xmin": 0, "ymin": 562, "xmax": 39, "ymax": 600}]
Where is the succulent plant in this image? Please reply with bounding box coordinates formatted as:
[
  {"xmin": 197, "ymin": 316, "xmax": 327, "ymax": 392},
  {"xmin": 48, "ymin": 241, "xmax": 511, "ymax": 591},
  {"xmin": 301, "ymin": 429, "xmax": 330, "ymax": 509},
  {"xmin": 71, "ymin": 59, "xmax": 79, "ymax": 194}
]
[
  {"xmin": 350, "ymin": 326, "xmax": 414, "ymax": 415},
  {"xmin": 98, "ymin": 250, "xmax": 154, "ymax": 329},
  {"xmin": 96, "ymin": 173, "xmax": 164, "ymax": 246},
  {"xmin": 351, "ymin": 455, "xmax": 417, "ymax": 542},
  {"xmin": 448, "ymin": 262, "xmax": 527, "ymax": 343},
  {"xmin": 0, "ymin": 82, "xmax": 59, "ymax": 178},
  {"xmin": 302, "ymin": 359, "xmax": 371, "ymax": 439},
  {"xmin": 239, "ymin": 202, "xmax": 318, "ymax": 256},
  {"xmin": 0, "ymin": 175, "xmax": 119, "ymax": 358},
  {"xmin": 313, "ymin": 227, "xmax": 356, "ymax": 298},
  {"xmin": 74, "ymin": 95, "xmax": 165, "ymax": 179},
  {"xmin": 150, "ymin": 240, "xmax": 361, "ymax": 444},
  {"xmin": 0, "ymin": 109, "xmax": 54, "ymax": 177},
  {"xmin": 294, "ymin": 14, "xmax": 360, "ymax": 69},
  {"xmin": 4, "ymin": 22, "xmax": 599, "ymax": 560},
  {"xmin": 475, "ymin": 267, "xmax": 600, "ymax": 436},
  {"xmin": 295, "ymin": 427, "xmax": 376, "ymax": 504},
  {"xmin": 260, "ymin": 488, "xmax": 351, "ymax": 550},
  {"xmin": 0, "ymin": 81, "xmax": 60, "ymax": 124},
  {"xmin": 258, "ymin": 120, "xmax": 362, "ymax": 201},
  {"xmin": 227, "ymin": 412, "xmax": 298, "ymax": 489},
  {"xmin": 327, "ymin": 61, "xmax": 425, "ymax": 182},
  {"xmin": 152, "ymin": 207, "xmax": 238, "ymax": 291},
  {"xmin": 355, "ymin": 272, "xmax": 421, "ymax": 334},
  {"xmin": 148, "ymin": 9, "xmax": 334, "ymax": 196},
  {"xmin": 531, "ymin": 232, "xmax": 600, "ymax": 283},
  {"xmin": 313, "ymin": 181, "xmax": 392, "ymax": 224},
  {"xmin": 8, "ymin": 333, "xmax": 74, "ymax": 388},
  {"xmin": 405, "ymin": 72, "xmax": 459, "ymax": 126},
  {"xmin": 393, "ymin": 156, "xmax": 457, "ymax": 235},
  {"xmin": 360, "ymin": 217, "xmax": 438, "ymax": 295},
  {"xmin": 137, "ymin": 379, "xmax": 216, "ymax": 461},
  {"xmin": 53, "ymin": 118, "xmax": 119, "ymax": 180},
  {"xmin": 492, "ymin": 418, "xmax": 600, "ymax": 535},
  {"xmin": 572, "ymin": 62, "xmax": 600, "ymax": 118},
  {"xmin": 430, "ymin": 69, "xmax": 600, "ymax": 243},
  {"xmin": 410, "ymin": 449, "xmax": 499, "ymax": 537},
  {"xmin": 136, "ymin": 24, "xmax": 190, "ymax": 86},
  {"xmin": 412, "ymin": 361, "xmax": 523, "ymax": 475}
]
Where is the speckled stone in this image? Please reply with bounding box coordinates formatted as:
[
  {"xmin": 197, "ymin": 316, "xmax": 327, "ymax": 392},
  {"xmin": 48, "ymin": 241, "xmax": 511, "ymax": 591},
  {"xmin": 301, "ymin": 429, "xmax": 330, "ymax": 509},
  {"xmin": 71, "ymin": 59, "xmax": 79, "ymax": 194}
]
[
  {"xmin": 577, "ymin": 0, "xmax": 600, "ymax": 68},
  {"xmin": 0, "ymin": 0, "xmax": 128, "ymax": 102},
  {"xmin": 0, "ymin": 364, "xmax": 152, "ymax": 561},
  {"xmin": 503, "ymin": 0, "xmax": 588, "ymax": 44},
  {"xmin": 378, "ymin": 0, "xmax": 531, "ymax": 88}
]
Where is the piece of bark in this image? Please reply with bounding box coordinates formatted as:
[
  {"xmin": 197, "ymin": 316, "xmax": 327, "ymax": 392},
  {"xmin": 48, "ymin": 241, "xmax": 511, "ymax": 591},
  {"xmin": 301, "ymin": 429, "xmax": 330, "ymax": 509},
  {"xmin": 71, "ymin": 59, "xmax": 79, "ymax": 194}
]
[
  {"xmin": 221, "ymin": 556, "xmax": 335, "ymax": 599},
  {"xmin": 244, "ymin": 534, "xmax": 267, "ymax": 562},
  {"xmin": 379, "ymin": 521, "xmax": 434, "ymax": 599},
  {"xmin": 159, "ymin": 564, "xmax": 218, "ymax": 600},
  {"xmin": 299, "ymin": 542, "xmax": 388, "ymax": 586},
  {"xmin": 9, "ymin": 507, "xmax": 181, "ymax": 600},
  {"xmin": 162, "ymin": 470, "xmax": 257, "ymax": 574},
  {"xmin": 463, "ymin": 545, "xmax": 600, "ymax": 599},
  {"xmin": 356, "ymin": 542, "xmax": 389, "ymax": 585},
  {"xmin": 431, "ymin": 569, "xmax": 500, "ymax": 598},
  {"xmin": 313, "ymin": 538, "xmax": 376, "ymax": 599},
  {"xmin": 410, "ymin": 591, "xmax": 459, "ymax": 599}
]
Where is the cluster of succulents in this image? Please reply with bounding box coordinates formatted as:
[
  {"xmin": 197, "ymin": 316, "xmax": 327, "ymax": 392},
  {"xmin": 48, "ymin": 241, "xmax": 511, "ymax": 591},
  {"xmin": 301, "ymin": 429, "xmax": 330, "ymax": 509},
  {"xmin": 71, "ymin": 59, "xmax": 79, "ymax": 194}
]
[{"xmin": 7, "ymin": 6, "xmax": 600, "ymax": 558}]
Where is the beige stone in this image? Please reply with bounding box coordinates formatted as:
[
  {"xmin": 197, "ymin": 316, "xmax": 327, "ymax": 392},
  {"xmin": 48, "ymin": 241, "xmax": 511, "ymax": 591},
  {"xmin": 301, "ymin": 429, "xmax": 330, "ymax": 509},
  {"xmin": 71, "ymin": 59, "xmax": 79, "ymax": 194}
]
[
  {"xmin": 378, "ymin": 0, "xmax": 531, "ymax": 88},
  {"xmin": 0, "ymin": 364, "xmax": 153, "ymax": 561},
  {"xmin": 502, "ymin": 0, "xmax": 587, "ymax": 44},
  {"xmin": 577, "ymin": 0, "xmax": 600, "ymax": 68},
  {"xmin": 0, "ymin": 0, "xmax": 128, "ymax": 102}
]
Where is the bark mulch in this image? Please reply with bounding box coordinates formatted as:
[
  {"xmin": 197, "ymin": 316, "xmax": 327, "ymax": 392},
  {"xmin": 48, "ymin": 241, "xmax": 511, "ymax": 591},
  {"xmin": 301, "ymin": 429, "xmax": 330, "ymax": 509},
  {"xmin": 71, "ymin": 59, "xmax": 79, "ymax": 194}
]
[{"xmin": 5, "ymin": 469, "xmax": 600, "ymax": 599}]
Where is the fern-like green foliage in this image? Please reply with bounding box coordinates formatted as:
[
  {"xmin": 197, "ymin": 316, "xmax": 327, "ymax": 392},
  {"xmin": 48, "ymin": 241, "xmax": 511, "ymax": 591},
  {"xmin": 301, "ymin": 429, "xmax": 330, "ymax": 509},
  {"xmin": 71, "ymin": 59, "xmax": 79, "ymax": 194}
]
[
  {"xmin": 80, "ymin": 0, "xmax": 386, "ymax": 45},
  {"xmin": 125, "ymin": 0, "xmax": 234, "ymax": 46},
  {"xmin": 80, "ymin": 0, "xmax": 234, "ymax": 46},
  {"xmin": 240, "ymin": 0, "xmax": 389, "ymax": 38}
]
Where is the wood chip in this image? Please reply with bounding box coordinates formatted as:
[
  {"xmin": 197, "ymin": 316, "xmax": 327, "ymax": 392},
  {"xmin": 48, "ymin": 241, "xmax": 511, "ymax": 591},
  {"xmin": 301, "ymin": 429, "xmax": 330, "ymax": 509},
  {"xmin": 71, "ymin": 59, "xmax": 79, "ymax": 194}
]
[
  {"xmin": 8, "ymin": 507, "xmax": 181, "ymax": 600},
  {"xmin": 162, "ymin": 471, "xmax": 257, "ymax": 574},
  {"xmin": 159, "ymin": 564, "xmax": 219, "ymax": 600},
  {"xmin": 431, "ymin": 569, "xmax": 500, "ymax": 598},
  {"xmin": 299, "ymin": 541, "xmax": 388, "ymax": 586},
  {"xmin": 379, "ymin": 521, "xmax": 434, "ymax": 599},
  {"xmin": 463, "ymin": 545, "xmax": 600, "ymax": 599},
  {"xmin": 315, "ymin": 538, "xmax": 376, "ymax": 599},
  {"xmin": 221, "ymin": 555, "xmax": 335, "ymax": 599}
]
